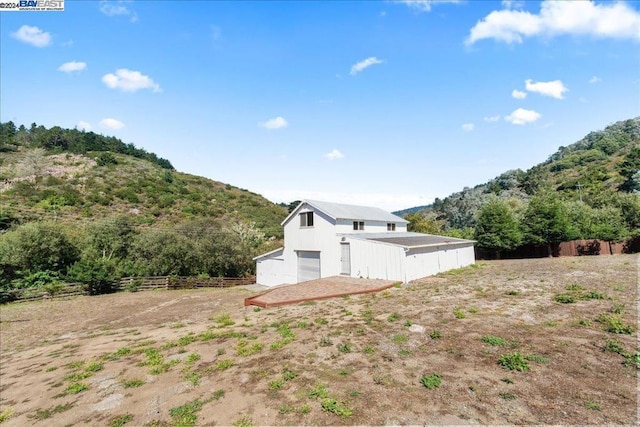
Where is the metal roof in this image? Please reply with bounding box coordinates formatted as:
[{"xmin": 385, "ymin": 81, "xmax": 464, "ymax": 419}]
[
  {"xmin": 342, "ymin": 232, "xmax": 475, "ymax": 249},
  {"xmin": 283, "ymin": 200, "xmax": 408, "ymax": 225}
]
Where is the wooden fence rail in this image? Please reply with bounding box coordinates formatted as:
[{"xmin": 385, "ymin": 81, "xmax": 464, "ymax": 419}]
[{"xmin": 0, "ymin": 276, "xmax": 256, "ymax": 304}]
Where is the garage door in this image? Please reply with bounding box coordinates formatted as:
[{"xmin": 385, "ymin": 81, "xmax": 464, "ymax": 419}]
[{"xmin": 297, "ymin": 251, "xmax": 321, "ymax": 283}]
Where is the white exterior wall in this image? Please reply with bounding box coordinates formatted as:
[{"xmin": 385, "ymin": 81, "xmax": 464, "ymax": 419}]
[
  {"xmin": 404, "ymin": 243, "xmax": 475, "ymax": 282},
  {"xmin": 334, "ymin": 219, "xmax": 407, "ymax": 234},
  {"xmin": 281, "ymin": 208, "xmax": 341, "ymax": 283},
  {"xmin": 345, "ymin": 238, "xmax": 406, "ymax": 282},
  {"xmin": 255, "ymin": 248, "xmax": 285, "ymax": 287}
]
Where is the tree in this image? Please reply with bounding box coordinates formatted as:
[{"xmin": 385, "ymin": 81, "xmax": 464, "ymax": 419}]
[
  {"xmin": 405, "ymin": 212, "xmax": 444, "ymax": 234},
  {"xmin": 85, "ymin": 216, "xmax": 137, "ymax": 260},
  {"xmin": 0, "ymin": 222, "xmax": 79, "ymax": 274},
  {"xmin": 129, "ymin": 229, "xmax": 199, "ymax": 276},
  {"xmin": 474, "ymin": 199, "xmax": 523, "ymax": 258},
  {"xmin": 523, "ymin": 192, "xmax": 570, "ymax": 256}
]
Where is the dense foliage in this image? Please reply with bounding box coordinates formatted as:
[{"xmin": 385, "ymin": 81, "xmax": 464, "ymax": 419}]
[
  {"xmin": 404, "ymin": 117, "xmax": 640, "ymax": 253},
  {"xmin": 0, "ymin": 122, "xmax": 289, "ymax": 296},
  {"xmin": 0, "ymin": 217, "xmax": 277, "ymax": 294}
]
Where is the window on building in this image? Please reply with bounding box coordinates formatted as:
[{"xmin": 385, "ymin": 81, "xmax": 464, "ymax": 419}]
[
  {"xmin": 300, "ymin": 211, "xmax": 314, "ymax": 227},
  {"xmin": 353, "ymin": 221, "xmax": 364, "ymax": 230},
  {"xmin": 387, "ymin": 223, "xmax": 396, "ymax": 231}
]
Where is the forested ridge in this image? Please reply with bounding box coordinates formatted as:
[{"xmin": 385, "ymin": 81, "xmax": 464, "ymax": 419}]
[
  {"xmin": 0, "ymin": 122, "xmax": 287, "ymax": 296},
  {"xmin": 401, "ymin": 117, "xmax": 640, "ymax": 256}
]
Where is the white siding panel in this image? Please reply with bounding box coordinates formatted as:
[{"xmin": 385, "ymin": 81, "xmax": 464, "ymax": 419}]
[{"xmin": 347, "ymin": 238, "xmax": 405, "ymax": 282}]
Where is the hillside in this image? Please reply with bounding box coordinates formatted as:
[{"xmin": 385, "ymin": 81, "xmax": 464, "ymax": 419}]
[
  {"xmin": 401, "ymin": 117, "xmax": 640, "ymax": 236},
  {"xmin": 0, "ymin": 122, "xmax": 287, "ymax": 238}
]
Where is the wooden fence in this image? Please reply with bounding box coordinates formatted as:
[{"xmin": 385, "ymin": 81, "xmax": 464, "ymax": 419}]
[
  {"xmin": 476, "ymin": 237, "xmax": 637, "ymax": 260},
  {"xmin": 116, "ymin": 276, "xmax": 256, "ymax": 291},
  {"xmin": 0, "ymin": 276, "xmax": 256, "ymax": 304}
]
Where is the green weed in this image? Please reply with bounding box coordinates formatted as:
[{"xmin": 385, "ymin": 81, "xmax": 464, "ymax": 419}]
[
  {"xmin": 109, "ymin": 414, "xmax": 133, "ymax": 427},
  {"xmin": 481, "ymin": 335, "xmax": 508, "ymax": 346},
  {"xmin": 216, "ymin": 359, "xmax": 234, "ymax": 371},
  {"xmin": 596, "ymin": 313, "xmax": 634, "ymax": 334},
  {"xmin": 308, "ymin": 382, "xmax": 329, "ymax": 399},
  {"xmin": 498, "ymin": 353, "xmax": 529, "ymax": 371},
  {"xmin": 320, "ymin": 398, "xmax": 353, "ymax": 417},
  {"xmin": 121, "ymin": 378, "xmax": 144, "ymax": 388},
  {"xmin": 169, "ymin": 399, "xmax": 203, "ymax": 427},
  {"xmin": 65, "ymin": 382, "xmax": 89, "ymax": 394},
  {"xmin": 420, "ymin": 373, "xmax": 442, "ymax": 389}
]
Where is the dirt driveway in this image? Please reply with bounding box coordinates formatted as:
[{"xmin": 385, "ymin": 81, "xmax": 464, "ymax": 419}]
[{"xmin": 0, "ymin": 255, "xmax": 637, "ymax": 426}]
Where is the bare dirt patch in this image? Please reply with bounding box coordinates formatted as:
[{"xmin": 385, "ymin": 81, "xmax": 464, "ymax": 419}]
[{"xmin": 0, "ymin": 255, "xmax": 637, "ymax": 426}]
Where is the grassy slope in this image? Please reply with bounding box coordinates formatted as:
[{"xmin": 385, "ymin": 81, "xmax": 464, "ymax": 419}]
[{"xmin": 0, "ymin": 148, "xmax": 287, "ymax": 237}]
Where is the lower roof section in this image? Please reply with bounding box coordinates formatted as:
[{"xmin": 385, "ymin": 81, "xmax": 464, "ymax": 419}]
[{"xmin": 341, "ymin": 232, "xmax": 475, "ymax": 250}]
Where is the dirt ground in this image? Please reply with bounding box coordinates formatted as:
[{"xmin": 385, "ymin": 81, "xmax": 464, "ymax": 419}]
[{"xmin": 0, "ymin": 255, "xmax": 637, "ymax": 426}]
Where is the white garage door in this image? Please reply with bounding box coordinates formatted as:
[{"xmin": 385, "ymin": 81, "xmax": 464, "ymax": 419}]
[{"xmin": 297, "ymin": 251, "xmax": 321, "ymax": 283}]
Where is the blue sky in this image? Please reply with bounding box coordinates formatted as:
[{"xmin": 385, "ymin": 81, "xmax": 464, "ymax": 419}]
[{"xmin": 1, "ymin": 0, "xmax": 639, "ymax": 211}]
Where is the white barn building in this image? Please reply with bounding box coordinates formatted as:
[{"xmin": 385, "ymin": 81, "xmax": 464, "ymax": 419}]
[{"xmin": 254, "ymin": 200, "xmax": 475, "ymax": 287}]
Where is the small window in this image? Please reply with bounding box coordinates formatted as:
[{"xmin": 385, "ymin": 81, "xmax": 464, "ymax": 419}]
[
  {"xmin": 353, "ymin": 221, "xmax": 364, "ymax": 231},
  {"xmin": 300, "ymin": 212, "xmax": 314, "ymax": 227},
  {"xmin": 387, "ymin": 223, "xmax": 396, "ymax": 231}
]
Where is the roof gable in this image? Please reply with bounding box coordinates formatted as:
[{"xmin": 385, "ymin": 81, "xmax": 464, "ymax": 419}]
[{"xmin": 282, "ymin": 199, "xmax": 408, "ymax": 226}]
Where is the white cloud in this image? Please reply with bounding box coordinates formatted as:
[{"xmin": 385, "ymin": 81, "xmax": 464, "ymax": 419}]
[
  {"xmin": 512, "ymin": 89, "xmax": 527, "ymax": 99},
  {"xmin": 466, "ymin": 0, "xmax": 640, "ymax": 45},
  {"xmin": 77, "ymin": 121, "xmax": 92, "ymax": 131},
  {"xmin": 259, "ymin": 116, "xmax": 288, "ymax": 130},
  {"xmin": 102, "ymin": 69, "xmax": 162, "ymax": 93},
  {"xmin": 589, "ymin": 76, "xmax": 602, "ymax": 84},
  {"xmin": 99, "ymin": 118, "xmax": 125, "ymax": 130},
  {"xmin": 324, "ymin": 149, "xmax": 344, "ymax": 160},
  {"xmin": 505, "ymin": 108, "xmax": 541, "ymax": 125},
  {"xmin": 10, "ymin": 25, "xmax": 52, "ymax": 48},
  {"xmin": 462, "ymin": 123, "xmax": 474, "ymax": 131},
  {"xmin": 350, "ymin": 57, "xmax": 384, "ymax": 76},
  {"xmin": 525, "ymin": 79, "xmax": 568, "ymax": 99},
  {"xmin": 501, "ymin": 0, "xmax": 525, "ymax": 9},
  {"xmin": 99, "ymin": 1, "xmax": 138, "ymax": 22},
  {"xmin": 396, "ymin": 0, "xmax": 460, "ymax": 13},
  {"xmin": 484, "ymin": 115, "xmax": 501, "ymax": 122},
  {"xmin": 58, "ymin": 61, "xmax": 87, "ymax": 73}
]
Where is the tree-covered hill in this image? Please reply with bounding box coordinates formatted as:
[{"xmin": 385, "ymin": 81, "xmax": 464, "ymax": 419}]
[
  {"xmin": 0, "ymin": 121, "xmax": 287, "ymax": 237},
  {"xmin": 403, "ymin": 117, "xmax": 640, "ymax": 255},
  {"xmin": 0, "ymin": 122, "xmax": 289, "ymax": 295}
]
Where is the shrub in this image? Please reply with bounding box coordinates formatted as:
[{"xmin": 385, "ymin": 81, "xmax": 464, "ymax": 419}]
[
  {"xmin": 420, "ymin": 373, "xmax": 442, "ymax": 389},
  {"xmin": 67, "ymin": 258, "xmax": 118, "ymax": 295},
  {"xmin": 596, "ymin": 313, "xmax": 634, "ymax": 334},
  {"xmin": 482, "ymin": 335, "xmax": 508, "ymax": 346},
  {"xmin": 320, "ymin": 398, "xmax": 353, "ymax": 417},
  {"xmin": 498, "ymin": 353, "xmax": 529, "ymax": 371}
]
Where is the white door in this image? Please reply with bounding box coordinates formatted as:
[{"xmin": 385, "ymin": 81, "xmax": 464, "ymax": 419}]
[
  {"xmin": 297, "ymin": 251, "xmax": 321, "ymax": 282},
  {"xmin": 340, "ymin": 243, "xmax": 351, "ymax": 275}
]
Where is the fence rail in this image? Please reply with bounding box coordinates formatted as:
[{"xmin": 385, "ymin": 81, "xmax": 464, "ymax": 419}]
[{"xmin": 0, "ymin": 276, "xmax": 255, "ymax": 304}]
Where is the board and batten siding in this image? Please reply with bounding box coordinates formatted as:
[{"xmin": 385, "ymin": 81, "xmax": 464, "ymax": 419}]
[
  {"xmin": 255, "ymin": 248, "xmax": 285, "ymax": 287},
  {"xmin": 345, "ymin": 238, "xmax": 406, "ymax": 282},
  {"xmin": 404, "ymin": 243, "xmax": 475, "ymax": 282}
]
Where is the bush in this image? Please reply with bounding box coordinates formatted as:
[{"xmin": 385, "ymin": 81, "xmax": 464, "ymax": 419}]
[
  {"xmin": 420, "ymin": 373, "xmax": 442, "ymax": 389},
  {"xmin": 498, "ymin": 353, "xmax": 530, "ymax": 371},
  {"xmin": 67, "ymin": 258, "xmax": 118, "ymax": 295}
]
